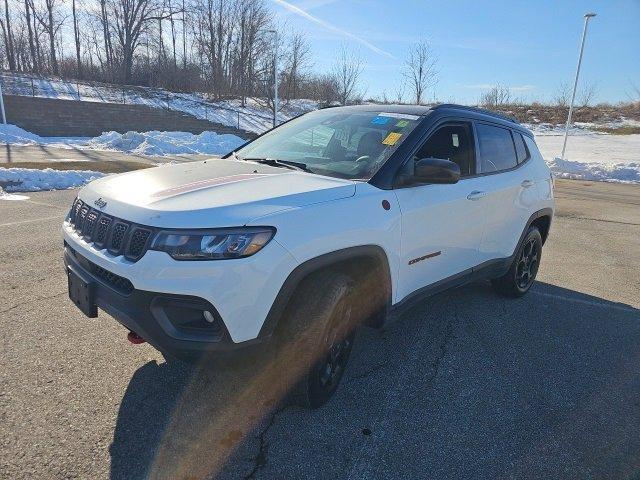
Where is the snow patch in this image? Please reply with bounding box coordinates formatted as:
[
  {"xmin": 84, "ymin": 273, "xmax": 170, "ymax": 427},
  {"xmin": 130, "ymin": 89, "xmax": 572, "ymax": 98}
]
[
  {"xmin": 548, "ymin": 157, "xmax": 640, "ymax": 184},
  {"xmin": 86, "ymin": 130, "xmax": 246, "ymax": 156},
  {"xmin": 0, "ymin": 123, "xmax": 89, "ymax": 148},
  {"xmin": 0, "ymin": 167, "xmax": 105, "ymax": 192},
  {"xmin": 531, "ymin": 128, "xmax": 640, "ymax": 184},
  {"xmin": 0, "ymin": 123, "xmax": 245, "ymax": 157},
  {"xmin": 0, "ymin": 187, "xmax": 29, "ymax": 200}
]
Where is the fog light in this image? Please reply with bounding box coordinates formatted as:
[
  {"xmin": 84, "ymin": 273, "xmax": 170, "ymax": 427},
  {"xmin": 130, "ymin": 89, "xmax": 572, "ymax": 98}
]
[{"xmin": 203, "ymin": 310, "xmax": 216, "ymax": 323}]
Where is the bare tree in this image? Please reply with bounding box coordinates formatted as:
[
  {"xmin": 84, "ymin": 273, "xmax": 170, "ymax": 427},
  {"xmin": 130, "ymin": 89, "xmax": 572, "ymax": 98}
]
[
  {"xmin": 578, "ymin": 81, "xmax": 598, "ymax": 107},
  {"xmin": 23, "ymin": 0, "xmax": 38, "ymax": 71},
  {"xmin": 282, "ymin": 32, "xmax": 309, "ymax": 101},
  {"xmin": 553, "ymin": 81, "xmax": 571, "ymax": 108},
  {"xmin": 630, "ymin": 82, "xmax": 640, "ymax": 103},
  {"xmin": 331, "ymin": 45, "xmax": 363, "ymax": 105},
  {"xmin": 394, "ymin": 82, "xmax": 405, "ymax": 104},
  {"xmin": 480, "ymin": 84, "xmax": 511, "ymax": 108},
  {"xmin": 403, "ymin": 40, "xmax": 437, "ymax": 105},
  {"xmin": 110, "ymin": 0, "xmax": 175, "ymax": 82},
  {"xmin": 72, "ymin": 0, "xmax": 82, "ymax": 77},
  {"xmin": 0, "ymin": 0, "xmax": 16, "ymax": 70},
  {"xmin": 35, "ymin": 0, "xmax": 63, "ymax": 74}
]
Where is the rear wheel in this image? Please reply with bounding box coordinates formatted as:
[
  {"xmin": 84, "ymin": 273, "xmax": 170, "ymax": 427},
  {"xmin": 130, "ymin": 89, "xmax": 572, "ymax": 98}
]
[
  {"xmin": 492, "ymin": 226, "xmax": 542, "ymax": 297},
  {"xmin": 276, "ymin": 271, "xmax": 356, "ymax": 409}
]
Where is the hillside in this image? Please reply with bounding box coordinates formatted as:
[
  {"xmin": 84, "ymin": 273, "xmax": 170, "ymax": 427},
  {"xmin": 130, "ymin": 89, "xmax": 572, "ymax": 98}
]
[{"xmin": 0, "ymin": 72, "xmax": 317, "ymax": 135}]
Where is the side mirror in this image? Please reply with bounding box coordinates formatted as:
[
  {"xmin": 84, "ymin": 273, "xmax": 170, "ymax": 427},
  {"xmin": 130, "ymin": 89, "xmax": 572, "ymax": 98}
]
[{"xmin": 399, "ymin": 158, "xmax": 460, "ymax": 185}]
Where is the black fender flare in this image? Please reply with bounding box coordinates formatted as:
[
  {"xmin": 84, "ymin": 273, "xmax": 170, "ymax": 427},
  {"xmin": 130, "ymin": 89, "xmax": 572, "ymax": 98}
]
[
  {"xmin": 258, "ymin": 245, "xmax": 392, "ymax": 338},
  {"xmin": 494, "ymin": 207, "xmax": 553, "ymax": 275}
]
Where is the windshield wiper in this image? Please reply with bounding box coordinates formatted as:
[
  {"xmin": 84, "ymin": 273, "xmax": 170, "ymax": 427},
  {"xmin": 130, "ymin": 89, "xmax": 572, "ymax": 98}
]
[{"xmin": 243, "ymin": 158, "xmax": 313, "ymax": 173}]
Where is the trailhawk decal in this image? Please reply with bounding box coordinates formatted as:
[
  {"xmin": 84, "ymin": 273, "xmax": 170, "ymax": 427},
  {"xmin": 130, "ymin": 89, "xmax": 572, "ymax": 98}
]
[
  {"xmin": 149, "ymin": 174, "xmax": 277, "ymax": 199},
  {"xmin": 408, "ymin": 251, "xmax": 441, "ymax": 265}
]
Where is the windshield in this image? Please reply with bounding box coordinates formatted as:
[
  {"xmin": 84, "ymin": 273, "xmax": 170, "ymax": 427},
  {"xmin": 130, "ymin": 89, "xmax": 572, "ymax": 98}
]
[{"xmin": 234, "ymin": 109, "xmax": 422, "ymax": 180}]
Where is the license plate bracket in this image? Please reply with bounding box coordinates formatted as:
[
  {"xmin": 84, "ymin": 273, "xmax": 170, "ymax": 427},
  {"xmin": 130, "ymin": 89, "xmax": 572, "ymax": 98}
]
[{"xmin": 67, "ymin": 267, "xmax": 97, "ymax": 318}]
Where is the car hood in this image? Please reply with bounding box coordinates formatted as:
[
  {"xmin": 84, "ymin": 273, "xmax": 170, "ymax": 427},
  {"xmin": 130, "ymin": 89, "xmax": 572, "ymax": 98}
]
[{"xmin": 78, "ymin": 159, "xmax": 356, "ymax": 227}]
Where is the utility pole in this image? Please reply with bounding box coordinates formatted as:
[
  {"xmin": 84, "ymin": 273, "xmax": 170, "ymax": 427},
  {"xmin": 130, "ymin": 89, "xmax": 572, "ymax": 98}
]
[{"xmin": 561, "ymin": 12, "xmax": 596, "ymax": 160}]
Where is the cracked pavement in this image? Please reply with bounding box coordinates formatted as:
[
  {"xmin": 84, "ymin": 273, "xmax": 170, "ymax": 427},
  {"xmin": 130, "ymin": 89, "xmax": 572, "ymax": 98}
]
[{"xmin": 1, "ymin": 179, "xmax": 640, "ymax": 479}]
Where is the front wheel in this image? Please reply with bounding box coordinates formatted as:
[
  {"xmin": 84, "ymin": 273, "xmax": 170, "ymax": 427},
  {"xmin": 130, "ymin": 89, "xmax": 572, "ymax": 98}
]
[
  {"xmin": 491, "ymin": 226, "xmax": 542, "ymax": 297},
  {"xmin": 276, "ymin": 271, "xmax": 356, "ymax": 409}
]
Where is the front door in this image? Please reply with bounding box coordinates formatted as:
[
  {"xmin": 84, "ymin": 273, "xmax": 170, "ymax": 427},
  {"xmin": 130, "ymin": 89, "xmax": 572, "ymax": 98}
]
[{"xmin": 394, "ymin": 122, "xmax": 485, "ymax": 302}]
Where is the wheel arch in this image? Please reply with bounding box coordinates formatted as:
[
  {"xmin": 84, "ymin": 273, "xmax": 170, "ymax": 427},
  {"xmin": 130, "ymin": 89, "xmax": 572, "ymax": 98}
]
[
  {"xmin": 530, "ymin": 213, "xmax": 552, "ymax": 244},
  {"xmin": 258, "ymin": 245, "xmax": 392, "ymax": 338},
  {"xmin": 512, "ymin": 208, "xmax": 553, "ymax": 259}
]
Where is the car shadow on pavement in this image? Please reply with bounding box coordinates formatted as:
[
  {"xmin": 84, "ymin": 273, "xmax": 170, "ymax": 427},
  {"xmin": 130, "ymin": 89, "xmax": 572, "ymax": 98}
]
[
  {"xmin": 109, "ymin": 280, "xmax": 640, "ymax": 480},
  {"xmin": 109, "ymin": 359, "xmax": 191, "ymax": 480}
]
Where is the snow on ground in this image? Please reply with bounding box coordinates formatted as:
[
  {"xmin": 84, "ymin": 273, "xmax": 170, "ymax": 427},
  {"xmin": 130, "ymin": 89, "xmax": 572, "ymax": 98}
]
[
  {"xmin": 0, "ymin": 167, "xmax": 105, "ymax": 192},
  {"xmin": 0, "ymin": 187, "xmax": 29, "ymax": 200},
  {"xmin": 85, "ymin": 131, "xmax": 246, "ymax": 156},
  {"xmin": 0, "ymin": 123, "xmax": 245, "ymax": 156},
  {"xmin": 0, "ymin": 123, "xmax": 88, "ymax": 148},
  {"xmin": 2, "ymin": 74, "xmax": 317, "ymax": 134},
  {"xmin": 528, "ymin": 124, "xmax": 640, "ymax": 184},
  {"xmin": 1, "ymin": 122, "xmax": 638, "ymax": 188}
]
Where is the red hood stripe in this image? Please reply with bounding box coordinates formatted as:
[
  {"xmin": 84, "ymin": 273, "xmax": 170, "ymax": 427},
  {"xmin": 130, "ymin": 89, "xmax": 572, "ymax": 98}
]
[{"xmin": 149, "ymin": 174, "xmax": 275, "ymax": 199}]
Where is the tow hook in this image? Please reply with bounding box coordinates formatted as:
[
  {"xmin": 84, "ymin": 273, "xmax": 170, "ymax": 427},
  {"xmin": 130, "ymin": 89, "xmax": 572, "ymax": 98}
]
[{"xmin": 127, "ymin": 331, "xmax": 146, "ymax": 344}]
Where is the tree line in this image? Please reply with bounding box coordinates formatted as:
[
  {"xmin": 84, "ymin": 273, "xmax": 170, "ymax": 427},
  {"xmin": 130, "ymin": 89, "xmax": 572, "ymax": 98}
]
[
  {"xmin": 0, "ymin": 0, "xmax": 442, "ymax": 107},
  {"xmin": 0, "ymin": 0, "xmax": 329, "ymax": 104}
]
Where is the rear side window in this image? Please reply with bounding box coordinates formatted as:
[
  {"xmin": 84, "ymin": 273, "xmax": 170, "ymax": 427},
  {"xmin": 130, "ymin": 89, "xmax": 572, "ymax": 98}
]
[
  {"xmin": 476, "ymin": 123, "xmax": 518, "ymax": 173},
  {"xmin": 513, "ymin": 132, "xmax": 530, "ymax": 164}
]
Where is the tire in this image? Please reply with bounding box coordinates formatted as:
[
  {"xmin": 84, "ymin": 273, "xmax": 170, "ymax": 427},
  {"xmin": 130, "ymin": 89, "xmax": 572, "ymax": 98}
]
[
  {"xmin": 491, "ymin": 226, "xmax": 543, "ymax": 297},
  {"xmin": 275, "ymin": 271, "xmax": 357, "ymax": 409}
]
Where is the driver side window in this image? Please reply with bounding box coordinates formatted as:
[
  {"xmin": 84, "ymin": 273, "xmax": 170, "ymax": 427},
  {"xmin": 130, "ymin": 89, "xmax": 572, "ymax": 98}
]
[{"xmin": 414, "ymin": 123, "xmax": 476, "ymax": 177}]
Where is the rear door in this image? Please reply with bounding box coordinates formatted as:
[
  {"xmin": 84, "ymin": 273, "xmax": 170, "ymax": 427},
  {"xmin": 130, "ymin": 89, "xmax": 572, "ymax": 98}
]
[
  {"xmin": 394, "ymin": 121, "xmax": 487, "ymax": 302},
  {"xmin": 472, "ymin": 123, "xmax": 540, "ymax": 263}
]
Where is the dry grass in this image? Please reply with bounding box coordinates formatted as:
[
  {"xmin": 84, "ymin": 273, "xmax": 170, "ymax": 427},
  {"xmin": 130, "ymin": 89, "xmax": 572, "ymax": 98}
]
[
  {"xmin": 484, "ymin": 102, "xmax": 640, "ymax": 126},
  {"xmin": 591, "ymin": 126, "xmax": 640, "ymax": 135}
]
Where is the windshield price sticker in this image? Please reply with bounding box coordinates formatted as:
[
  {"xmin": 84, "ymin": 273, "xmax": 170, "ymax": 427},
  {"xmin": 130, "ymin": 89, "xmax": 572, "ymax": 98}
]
[{"xmin": 382, "ymin": 132, "xmax": 403, "ymax": 145}]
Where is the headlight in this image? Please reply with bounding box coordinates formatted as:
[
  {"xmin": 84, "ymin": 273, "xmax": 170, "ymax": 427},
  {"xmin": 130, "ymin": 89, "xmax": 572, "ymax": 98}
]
[{"xmin": 150, "ymin": 227, "xmax": 276, "ymax": 260}]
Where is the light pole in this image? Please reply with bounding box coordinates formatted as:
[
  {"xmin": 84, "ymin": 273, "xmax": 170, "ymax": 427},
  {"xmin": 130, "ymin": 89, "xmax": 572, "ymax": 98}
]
[
  {"xmin": 0, "ymin": 75, "xmax": 6, "ymax": 124},
  {"xmin": 560, "ymin": 12, "xmax": 596, "ymax": 160},
  {"xmin": 265, "ymin": 29, "xmax": 279, "ymax": 128},
  {"xmin": 0, "ymin": 82, "xmax": 6, "ymax": 124}
]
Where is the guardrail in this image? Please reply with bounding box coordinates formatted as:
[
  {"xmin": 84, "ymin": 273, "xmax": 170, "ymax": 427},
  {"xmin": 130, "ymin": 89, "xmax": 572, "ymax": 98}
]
[{"xmin": 0, "ymin": 71, "xmax": 277, "ymax": 132}]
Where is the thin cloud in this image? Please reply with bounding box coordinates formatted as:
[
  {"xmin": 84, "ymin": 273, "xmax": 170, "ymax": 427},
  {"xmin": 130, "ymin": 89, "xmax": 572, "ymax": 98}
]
[
  {"xmin": 272, "ymin": 0, "xmax": 395, "ymax": 59},
  {"xmin": 464, "ymin": 83, "xmax": 537, "ymax": 91}
]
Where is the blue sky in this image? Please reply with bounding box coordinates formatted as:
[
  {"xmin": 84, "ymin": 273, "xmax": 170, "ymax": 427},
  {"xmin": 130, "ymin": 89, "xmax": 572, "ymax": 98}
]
[{"xmin": 271, "ymin": 0, "xmax": 640, "ymax": 104}]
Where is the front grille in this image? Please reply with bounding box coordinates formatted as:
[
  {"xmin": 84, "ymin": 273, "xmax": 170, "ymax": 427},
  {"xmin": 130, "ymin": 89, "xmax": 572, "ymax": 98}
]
[
  {"xmin": 109, "ymin": 222, "xmax": 129, "ymax": 254},
  {"xmin": 68, "ymin": 246, "xmax": 134, "ymax": 294},
  {"xmin": 83, "ymin": 210, "xmax": 99, "ymax": 238},
  {"xmin": 91, "ymin": 262, "xmax": 135, "ymax": 294},
  {"xmin": 93, "ymin": 216, "xmax": 112, "ymax": 247},
  {"xmin": 77, "ymin": 204, "xmax": 89, "ymax": 231},
  {"xmin": 127, "ymin": 228, "xmax": 152, "ymax": 260},
  {"xmin": 66, "ymin": 199, "xmax": 156, "ymax": 262}
]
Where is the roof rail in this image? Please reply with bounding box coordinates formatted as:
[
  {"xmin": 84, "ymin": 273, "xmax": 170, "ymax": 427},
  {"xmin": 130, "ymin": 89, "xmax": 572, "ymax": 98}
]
[{"xmin": 431, "ymin": 103, "xmax": 519, "ymax": 124}]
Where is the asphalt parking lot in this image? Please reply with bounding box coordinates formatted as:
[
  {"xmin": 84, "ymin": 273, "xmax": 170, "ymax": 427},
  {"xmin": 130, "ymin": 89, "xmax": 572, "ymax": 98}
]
[{"xmin": 1, "ymin": 179, "xmax": 639, "ymax": 479}]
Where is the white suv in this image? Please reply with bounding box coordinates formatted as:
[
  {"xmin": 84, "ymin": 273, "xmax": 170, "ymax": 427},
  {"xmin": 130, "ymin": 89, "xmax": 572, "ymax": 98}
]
[{"xmin": 63, "ymin": 104, "xmax": 554, "ymax": 408}]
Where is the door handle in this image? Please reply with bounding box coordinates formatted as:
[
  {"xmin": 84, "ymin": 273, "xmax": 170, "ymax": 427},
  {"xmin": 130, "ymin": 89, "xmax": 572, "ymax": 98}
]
[
  {"xmin": 521, "ymin": 179, "xmax": 534, "ymax": 188},
  {"xmin": 467, "ymin": 191, "xmax": 487, "ymax": 201}
]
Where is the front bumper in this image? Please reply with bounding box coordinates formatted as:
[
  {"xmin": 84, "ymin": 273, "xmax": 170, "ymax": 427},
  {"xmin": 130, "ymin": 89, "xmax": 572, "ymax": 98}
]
[
  {"xmin": 62, "ymin": 221, "xmax": 298, "ymax": 358},
  {"xmin": 65, "ymin": 246, "xmax": 255, "ymax": 360}
]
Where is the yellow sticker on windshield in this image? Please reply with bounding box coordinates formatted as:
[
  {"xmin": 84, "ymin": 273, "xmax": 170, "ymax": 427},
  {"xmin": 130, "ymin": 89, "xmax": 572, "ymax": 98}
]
[{"xmin": 382, "ymin": 132, "xmax": 402, "ymax": 145}]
